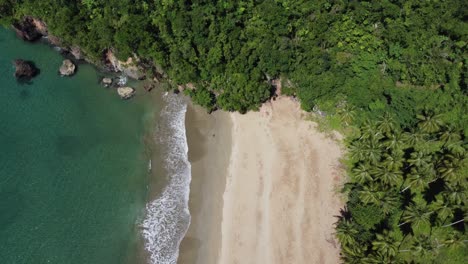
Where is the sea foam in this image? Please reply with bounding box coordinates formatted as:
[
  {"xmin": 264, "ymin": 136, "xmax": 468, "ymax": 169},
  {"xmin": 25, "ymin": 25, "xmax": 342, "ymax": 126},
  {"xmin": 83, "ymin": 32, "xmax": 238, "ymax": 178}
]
[{"xmin": 141, "ymin": 94, "xmax": 191, "ymax": 264}]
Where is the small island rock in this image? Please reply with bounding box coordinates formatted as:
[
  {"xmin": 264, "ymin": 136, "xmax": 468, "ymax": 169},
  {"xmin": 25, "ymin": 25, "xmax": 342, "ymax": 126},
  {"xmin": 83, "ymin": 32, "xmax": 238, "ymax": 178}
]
[
  {"xmin": 102, "ymin": 77, "xmax": 113, "ymax": 87},
  {"xmin": 59, "ymin": 59, "xmax": 76, "ymax": 76},
  {"xmin": 13, "ymin": 59, "xmax": 39, "ymax": 79},
  {"xmin": 117, "ymin": 87, "xmax": 136, "ymax": 99}
]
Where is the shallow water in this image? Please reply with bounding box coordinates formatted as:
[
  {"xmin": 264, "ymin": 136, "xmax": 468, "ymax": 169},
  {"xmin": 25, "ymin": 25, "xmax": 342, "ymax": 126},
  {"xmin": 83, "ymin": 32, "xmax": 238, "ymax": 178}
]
[{"xmin": 0, "ymin": 28, "xmax": 159, "ymax": 264}]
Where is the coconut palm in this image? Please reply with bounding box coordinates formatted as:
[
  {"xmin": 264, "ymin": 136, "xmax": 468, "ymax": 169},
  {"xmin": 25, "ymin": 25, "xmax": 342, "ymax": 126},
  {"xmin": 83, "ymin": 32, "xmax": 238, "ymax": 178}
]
[
  {"xmin": 352, "ymin": 163, "xmax": 374, "ymax": 184},
  {"xmin": 341, "ymin": 244, "xmax": 365, "ymax": 264},
  {"xmin": 383, "ymin": 132, "xmax": 404, "ymax": 151},
  {"xmin": 382, "ymin": 151, "xmax": 404, "ymax": 171},
  {"xmin": 443, "ymin": 231, "xmax": 467, "ymax": 249},
  {"xmin": 400, "ymin": 203, "xmax": 434, "ymax": 233},
  {"xmin": 443, "ymin": 183, "xmax": 466, "ymax": 206},
  {"xmin": 360, "ymin": 120, "xmax": 384, "ymax": 141},
  {"xmin": 438, "ymin": 152, "xmax": 467, "ymax": 184},
  {"xmin": 359, "ymin": 185, "xmax": 383, "ymax": 205},
  {"xmin": 372, "ymin": 165, "xmax": 402, "ymax": 187},
  {"xmin": 407, "ymin": 151, "xmax": 432, "ymax": 168},
  {"xmin": 372, "ymin": 230, "xmax": 398, "ymax": 257},
  {"xmin": 380, "ymin": 193, "xmax": 400, "ymax": 215},
  {"xmin": 400, "ymin": 166, "xmax": 435, "ymax": 193},
  {"xmin": 439, "ymin": 126, "xmax": 461, "ymax": 143},
  {"xmin": 377, "ymin": 113, "xmax": 397, "ymax": 136},
  {"xmin": 410, "ymin": 235, "xmax": 439, "ymax": 259},
  {"xmin": 335, "ymin": 219, "xmax": 358, "ymax": 246},
  {"xmin": 402, "ymin": 128, "xmax": 427, "ymax": 147},
  {"xmin": 417, "ymin": 110, "xmax": 444, "ymax": 133},
  {"xmin": 429, "ymin": 196, "xmax": 454, "ymax": 224}
]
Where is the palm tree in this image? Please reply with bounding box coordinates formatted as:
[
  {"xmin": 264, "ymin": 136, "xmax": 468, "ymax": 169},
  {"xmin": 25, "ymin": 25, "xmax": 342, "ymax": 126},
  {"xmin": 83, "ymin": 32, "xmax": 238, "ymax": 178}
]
[
  {"xmin": 359, "ymin": 185, "xmax": 383, "ymax": 205},
  {"xmin": 443, "ymin": 183, "xmax": 466, "ymax": 206},
  {"xmin": 417, "ymin": 110, "xmax": 444, "ymax": 133},
  {"xmin": 438, "ymin": 152, "xmax": 466, "ymax": 184},
  {"xmin": 372, "ymin": 230, "xmax": 399, "ymax": 257},
  {"xmin": 382, "ymin": 151, "xmax": 404, "ymax": 171},
  {"xmin": 411, "ymin": 234, "xmax": 440, "ymax": 259},
  {"xmin": 360, "ymin": 120, "xmax": 384, "ymax": 141},
  {"xmin": 400, "ymin": 203, "xmax": 433, "ymax": 232},
  {"xmin": 341, "ymin": 243, "xmax": 365, "ymax": 264},
  {"xmin": 372, "ymin": 165, "xmax": 402, "ymax": 187},
  {"xmin": 402, "ymin": 128, "xmax": 427, "ymax": 147},
  {"xmin": 428, "ymin": 196, "xmax": 454, "ymax": 225},
  {"xmin": 400, "ymin": 166, "xmax": 435, "ymax": 193},
  {"xmin": 442, "ymin": 209, "xmax": 468, "ymax": 227},
  {"xmin": 352, "ymin": 163, "xmax": 374, "ymax": 184},
  {"xmin": 340, "ymin": 106, "xmax": 356, "ymax": 126},
  {"xmin": 377, "ymin": 113, "xmax": 397, "ymax": 136},
  {"xmin": 439, "ymin": 126, "xmax": 461, "ymax": 143},
  {"xmin": 407, "ymin": 151, "xmax": 432, "ymax": 168},
  {"xmin": 380, "ymin": 193, "xmax": 400, "ymax": 215},
  {"xmin": 443, "ymin": 231, "xmax": 467, "ymax": 249},
  {"xmin": 383, "ymin": 132, "xmax": 404, "ymax": 151},
  {"xmin": 335, "ymin": 219, "xmax": 358, "ymax": 246}
]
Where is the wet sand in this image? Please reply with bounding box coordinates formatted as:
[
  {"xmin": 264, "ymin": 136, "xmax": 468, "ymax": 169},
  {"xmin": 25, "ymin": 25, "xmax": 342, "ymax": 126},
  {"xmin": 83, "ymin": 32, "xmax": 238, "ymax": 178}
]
[{"xmin": 178, "ymin": 103, "xmax": 232, "ymax": 264}]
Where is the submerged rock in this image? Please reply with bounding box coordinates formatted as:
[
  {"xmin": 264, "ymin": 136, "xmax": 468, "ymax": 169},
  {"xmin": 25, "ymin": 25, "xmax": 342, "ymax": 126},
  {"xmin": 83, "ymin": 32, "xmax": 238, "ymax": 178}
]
[
  {"xmin": 59, "ymin": 59, "xmax": 76, "ymax": 76},
  {"xmin": 13, "ymin": 59, "xmax": 39, "ymax": 79},
  {"xmin": 144, "ymin": 82, "xmax": 155, "ymax": 92},
  {"xmin": 102, "ymin": 77, "xmax": 113, "ymax": 87},
  {"xmin": 117, "ymin": 87, "xmax": 135, "ymax": 99}
]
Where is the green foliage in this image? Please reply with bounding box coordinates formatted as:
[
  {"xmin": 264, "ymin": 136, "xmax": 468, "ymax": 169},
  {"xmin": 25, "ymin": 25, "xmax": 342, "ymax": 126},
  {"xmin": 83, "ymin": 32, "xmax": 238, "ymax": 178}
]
[{"xmin": 3, "ymin": 1, "xmax": 468, "ymax": 262}]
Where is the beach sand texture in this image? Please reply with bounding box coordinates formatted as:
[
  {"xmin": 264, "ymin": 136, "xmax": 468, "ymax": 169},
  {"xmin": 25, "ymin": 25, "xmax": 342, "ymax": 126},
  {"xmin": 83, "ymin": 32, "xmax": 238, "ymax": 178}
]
[
  {"xmin": 179, "ymin": 97, "xmax": 344, "ymax": 264},
  {"xmin": 219, "ymin": 97, "xmax": 343, "ymax": 264}
]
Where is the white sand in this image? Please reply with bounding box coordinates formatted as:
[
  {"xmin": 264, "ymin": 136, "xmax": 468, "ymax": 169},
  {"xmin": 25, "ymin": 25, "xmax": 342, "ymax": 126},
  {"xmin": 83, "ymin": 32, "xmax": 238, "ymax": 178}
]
[{"xmin": 218, "ymin": 97, "xmax": 344, "ymax": 264}]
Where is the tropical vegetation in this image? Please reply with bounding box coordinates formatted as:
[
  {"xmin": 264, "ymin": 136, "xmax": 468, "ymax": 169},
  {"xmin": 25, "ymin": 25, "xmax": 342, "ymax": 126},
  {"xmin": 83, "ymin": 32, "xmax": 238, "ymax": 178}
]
[{"xmin": 1, "ymin": 0, "xmax": 466, "ymax": 262}]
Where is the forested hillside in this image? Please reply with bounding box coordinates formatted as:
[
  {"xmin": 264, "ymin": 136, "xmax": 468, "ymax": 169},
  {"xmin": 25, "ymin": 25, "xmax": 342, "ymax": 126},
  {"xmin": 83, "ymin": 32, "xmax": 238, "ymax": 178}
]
[{"xmin": 1, "ymin": 0, "xmax": 467, "ymax": 262}]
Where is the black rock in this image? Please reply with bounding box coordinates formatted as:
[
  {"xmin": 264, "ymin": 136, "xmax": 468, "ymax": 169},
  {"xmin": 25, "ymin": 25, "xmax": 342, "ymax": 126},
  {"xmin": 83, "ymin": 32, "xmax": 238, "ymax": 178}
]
[{"xmin": 13, "ymin": 59, "xmax": 39, "ymax": 80}]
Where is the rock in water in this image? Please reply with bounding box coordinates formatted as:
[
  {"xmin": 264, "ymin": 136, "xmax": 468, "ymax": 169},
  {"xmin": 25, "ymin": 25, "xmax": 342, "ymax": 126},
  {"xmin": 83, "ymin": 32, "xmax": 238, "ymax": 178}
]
[
  {"xmin": 102, "ymin": 77, "xmax": 113, "ymax": 87},
  {"xmin": 59, "ymin": 59, "xmax": 76, "ymax": 76},
  {"xmin": 12, "ymin": 17, "xmax": 43, "ymax": 41},
  {"xmin": 13, "ymin": 59, "xmax": 39, "ymax": 79},
  {"xmin": 117, "ymin": 87, "xmax": 136, "ymax": 99}
]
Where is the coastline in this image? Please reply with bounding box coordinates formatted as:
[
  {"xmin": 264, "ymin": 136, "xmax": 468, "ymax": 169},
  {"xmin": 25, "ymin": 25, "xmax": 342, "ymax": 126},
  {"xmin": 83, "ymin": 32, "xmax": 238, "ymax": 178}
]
[{"xmin": 178, "ymin": 102, "xmax": 232, "ymax": 264}]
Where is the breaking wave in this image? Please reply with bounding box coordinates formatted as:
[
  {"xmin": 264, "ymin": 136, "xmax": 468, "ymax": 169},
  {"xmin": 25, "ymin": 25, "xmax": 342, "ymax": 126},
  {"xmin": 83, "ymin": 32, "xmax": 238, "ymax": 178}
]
[{"xmin": 141, "ymin": 94, "xmax": 191, "ymax": 264}]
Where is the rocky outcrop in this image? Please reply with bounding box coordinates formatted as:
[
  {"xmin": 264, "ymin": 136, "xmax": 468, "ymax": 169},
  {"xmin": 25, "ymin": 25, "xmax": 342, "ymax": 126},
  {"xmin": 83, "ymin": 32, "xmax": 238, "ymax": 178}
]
[
  {"xmin": 13, "ymin": 59, "xmax": 39, "ymax": 79},
  {"xmin": 101, "ymin": 77, "xmax": 113, "ymax": 87},
  {"xmin": 70, "ymin": 46, "xmax": 82, "ymax": 60},
  {"xmin": 12, "ymin": 17, "xmax": 43, "ymax": 41},
  {"xmin": 104, "ymin": 49, "xmax": 146, "ymax": 80},
  {"xmin": 59, "ymin": 59, "xmax": 76, "ymax": 76},
  {"xmin": 117, "ymin": 87, "xmax": 136, "ymax": 99}
]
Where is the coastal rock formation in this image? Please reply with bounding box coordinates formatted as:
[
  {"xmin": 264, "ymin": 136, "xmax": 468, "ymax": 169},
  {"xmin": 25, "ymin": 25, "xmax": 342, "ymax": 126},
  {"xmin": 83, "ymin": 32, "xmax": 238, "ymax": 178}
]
[
  {"xmin": 117, "ymin": 87, "xmax": 135, "ymax": 99},
  {"xmin": 12, "ymin": 17, "xmax": 43, "ymax": 41},
  {"xmin": 13, "ymin": 59, "xmax": 39, "ymax": 79},
  {"xmin": 70, "ymin": 46, "xmax": 82, "ymax": 60},
  {"xmin": 104, "ymin": 49, "xmax": 146, "ymax": 80},
  {"xmin": 59, "ymin": 59, "xmax": 76, "ymax": 76},
  {"xmin": 102, "ymin": 77, "xmax": 113, "ymax": 87}
]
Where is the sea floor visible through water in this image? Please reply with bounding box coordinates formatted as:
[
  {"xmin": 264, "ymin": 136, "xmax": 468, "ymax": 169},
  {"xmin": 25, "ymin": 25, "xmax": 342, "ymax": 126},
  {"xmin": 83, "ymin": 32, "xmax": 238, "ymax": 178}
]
[{"xmin": 0, "ymin": 27, "xmax": 193, "ymax": 264}]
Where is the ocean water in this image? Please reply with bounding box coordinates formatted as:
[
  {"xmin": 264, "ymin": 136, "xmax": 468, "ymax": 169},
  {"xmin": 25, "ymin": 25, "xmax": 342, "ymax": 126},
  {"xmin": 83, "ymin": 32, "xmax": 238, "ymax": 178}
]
[{"xmin": 0, "ymin": 27, "xmax": 167, "ymax": 263}]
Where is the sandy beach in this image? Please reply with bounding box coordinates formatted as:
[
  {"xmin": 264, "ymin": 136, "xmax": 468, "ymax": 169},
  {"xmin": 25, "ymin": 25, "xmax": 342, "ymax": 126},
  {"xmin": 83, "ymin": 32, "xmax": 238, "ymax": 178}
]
[{"xmin": 179, "ymin": 97, "xmax": 344, "ymax": 264}]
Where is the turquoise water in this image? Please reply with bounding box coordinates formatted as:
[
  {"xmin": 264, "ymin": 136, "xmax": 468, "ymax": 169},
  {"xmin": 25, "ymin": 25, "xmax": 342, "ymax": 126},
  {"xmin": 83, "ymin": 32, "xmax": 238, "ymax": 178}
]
[{"xmin": 0, "ymin": 28, "xmax": 157, "ymax": 263}]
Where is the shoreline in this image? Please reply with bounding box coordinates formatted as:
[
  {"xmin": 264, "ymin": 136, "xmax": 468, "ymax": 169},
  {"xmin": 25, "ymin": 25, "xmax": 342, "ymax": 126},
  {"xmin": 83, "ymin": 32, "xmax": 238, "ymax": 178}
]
[{"xmin": 178, "ymin": 102, "xmax": 232, "ymax": 264}]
